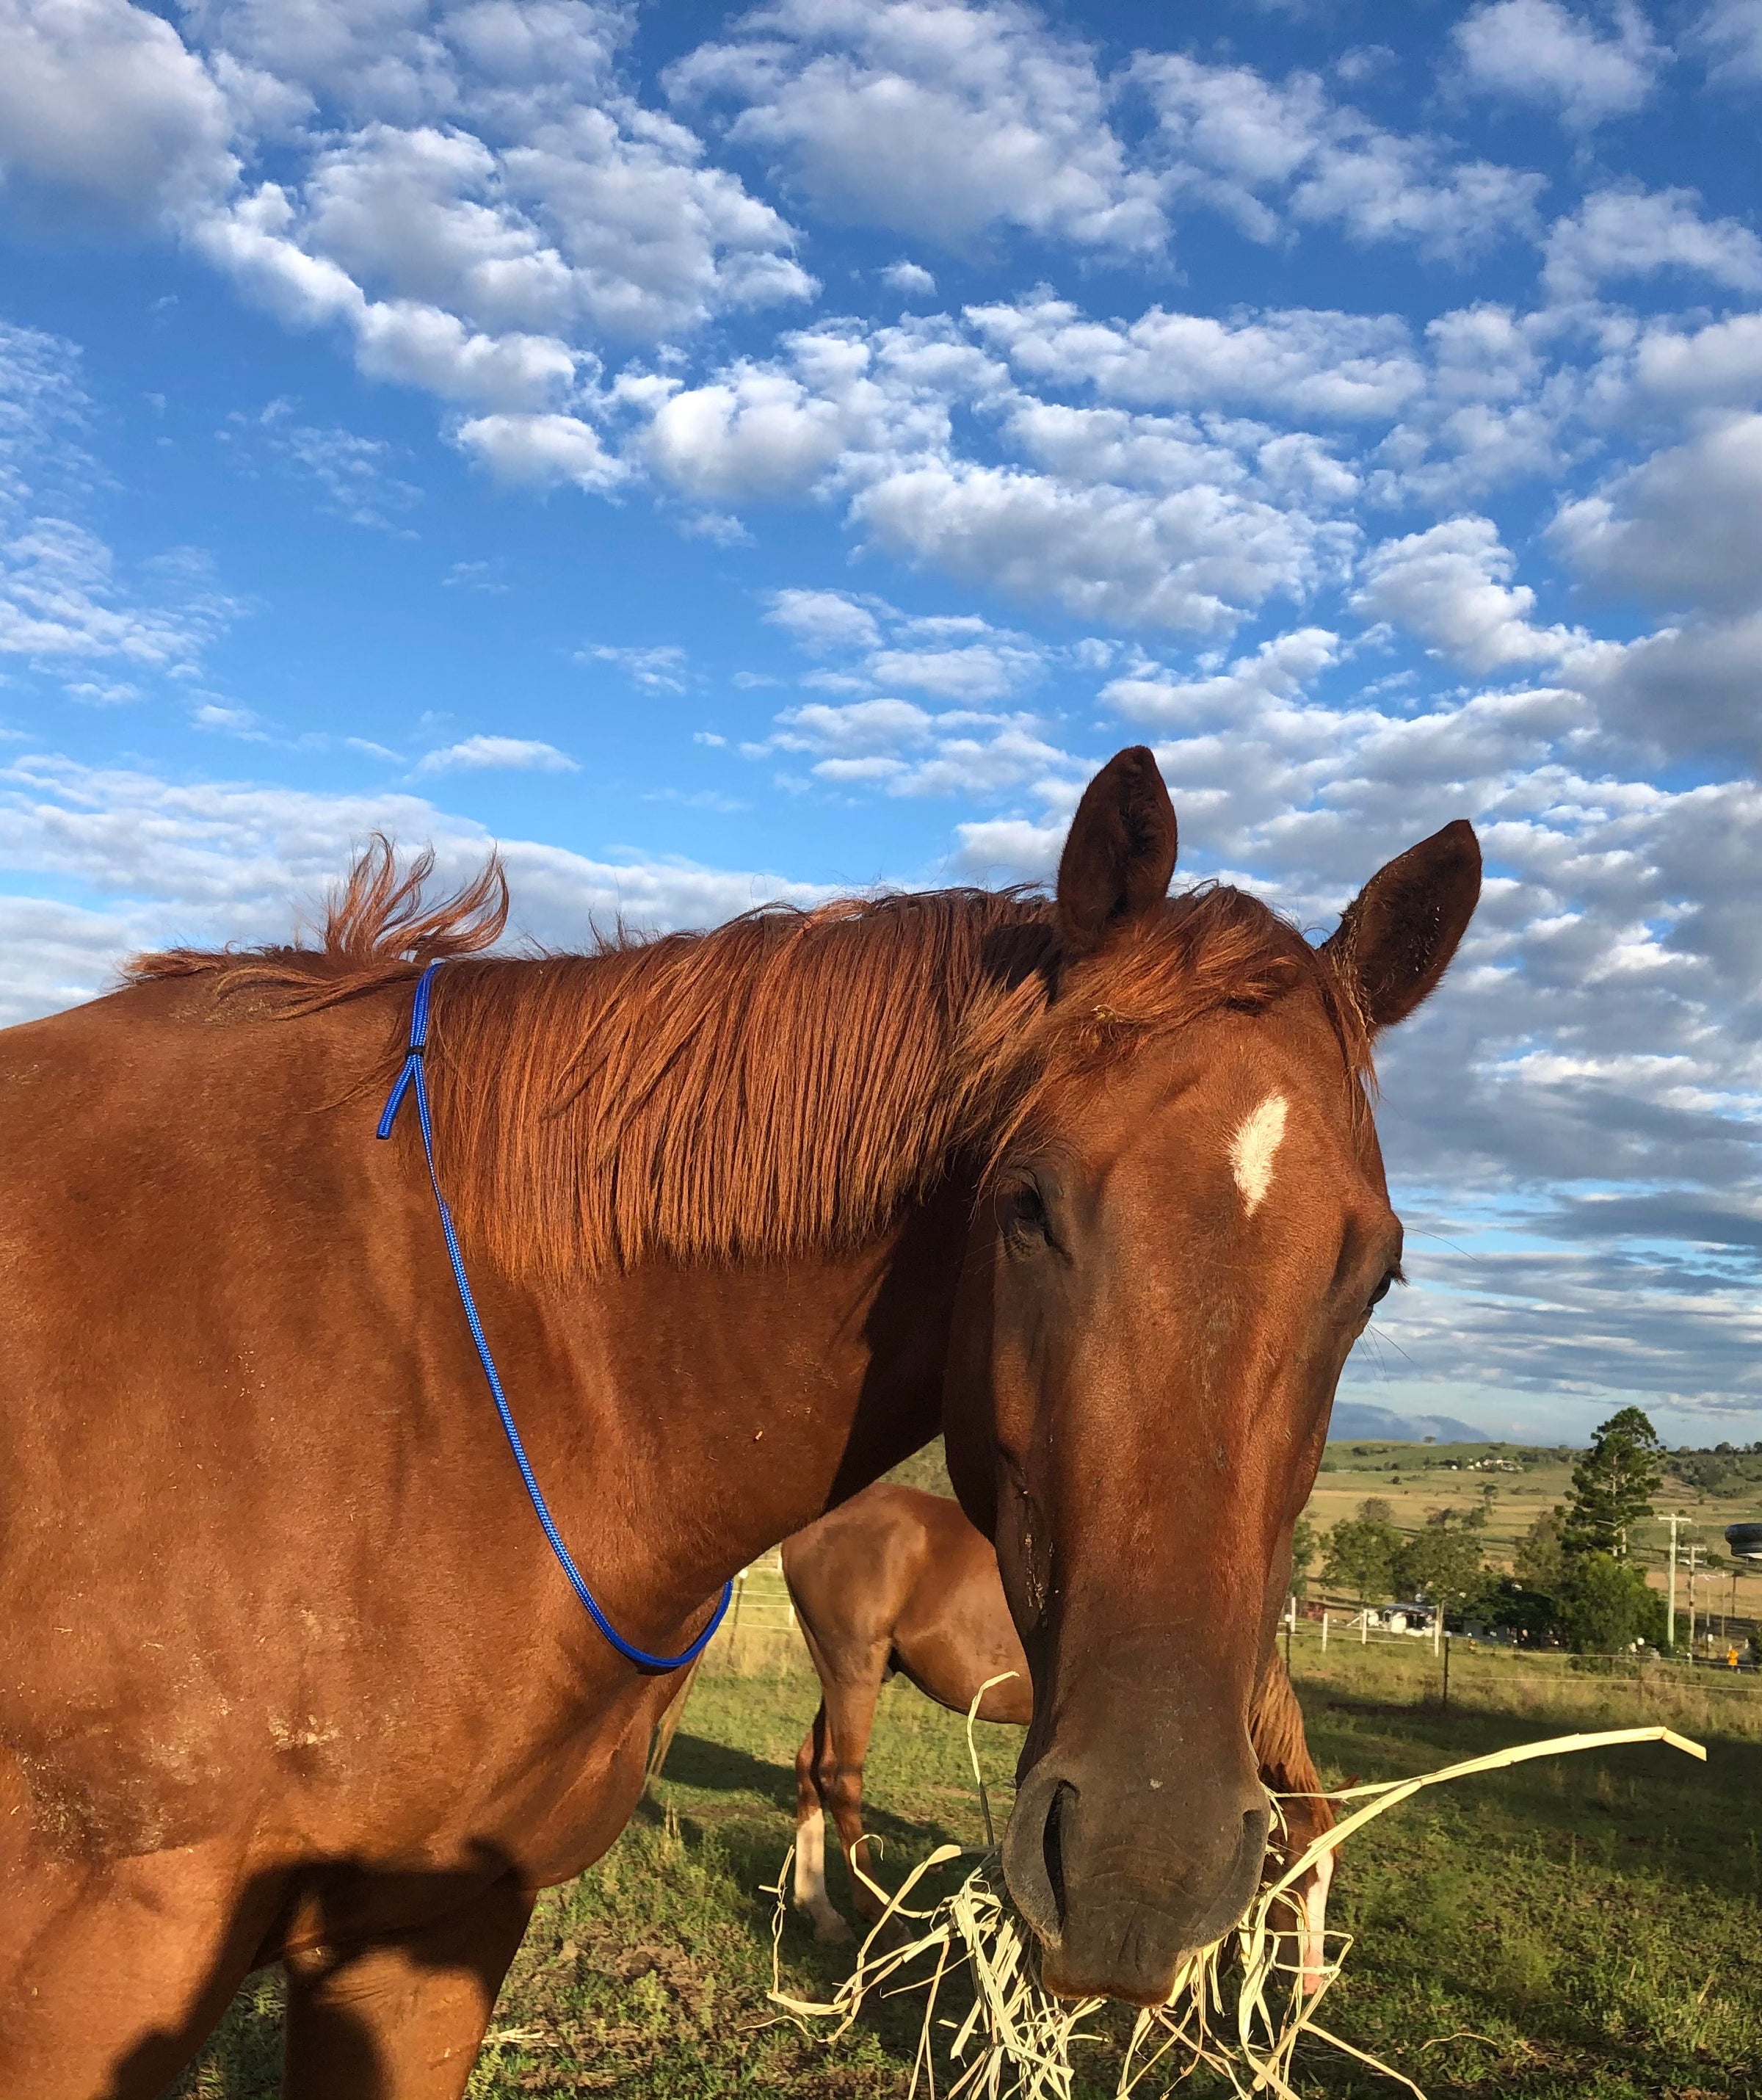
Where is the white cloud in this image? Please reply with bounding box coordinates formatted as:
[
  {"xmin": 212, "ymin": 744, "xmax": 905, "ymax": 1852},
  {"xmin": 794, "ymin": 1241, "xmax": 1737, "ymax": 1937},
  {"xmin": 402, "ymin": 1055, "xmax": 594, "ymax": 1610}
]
[
  {"xmin": 1542, "ymin": 184, "xmax": 1762, "ymax": 301},
  {"xmin": 0, "ymin": 518, "xmax": 235, "ymax": 670},
  {"xmin": 0, "ymin": 325, "xmax": 241, "ymax": 690},
  {"xmin": 1628, "ymin": 311, "xmax": 1762, "ymax": 408},
  {"xmin": 880, "ymin": 258, "xmax": 936, "ymax": 297},
  {"xmin": 1577, "ymin": 609, "xmax": 1762, "ymax": 763},
  {"xmin": 1453, "ymin": 0, "xmax": 1666, "ymax": 129},
  {"xmin": 182, "ymin": 0, "xmax": 465, "ymax": 126},
  {"xmin": 0, "ymin": 0, "xmax": 237, "ymax": 225},
  {"xmin": 769, "ymin": 689, "xmax": 1076, "ymax": 800},
  {"xmin": 668, "ymin": 0, "xmax": 1165, "ymax": 255},
  {"xmin": 645, "ymin": 362, "xmax": 855, "ymax": 500},
  {"xmin": 443, "ymin": 558, "xmax": 510, "ymax": 594},
  {"xmin": 223, "ymin": 399, "xmax": 421, "ymax": 530},
  {"xmin": 1102, "ymin": 626, "xmax": 1340, "ymax": 726},
  {"xmin": 4, "ymin": 0, "xmax": 817, "ymax": 451},
  {"xmin": 452, "ymin": 410, "xmax": 626, "ymax": 490},
  {"xmin": 967, "ymin": 297, "xmax": 1424, "ymax": 421},
  {"xmin": 1352, "ymin": 515, "xmax": 1585, "ymax": 673},
  {"xmin": 1135, "ymin": 51, "xmax": 1545, "ymax": 262},
  {"xmin": 763, "ymin": 586, "xmax": 1055, "ymax": 703},
  {"xmin": 0, "ymin": 751, "xmax": 832, "ymax": 1022},
  {"xmin": 854, "ymin": 455, "xmax": 1354, "ymax": 632},
  {"xmin": 284, "ymin": 101, "xmax": 813, "ymax": 346},
  {"xmin": 867, "ymin": 636, "xmax": 1042, "ymax": 700},
  {"xmin": 414, "ymin": 734, "xmax": 579, "ymax": 773},
  {"xmin": 579, "ymin": 642, "xmax": 689, "ymax": 692},
  {"xmin": 1693, "ymin": 0, "xmax": 1762, "ymax": 84},
  {"xmin": 764, "ymin": 587, "xmax": 883, "ymax": 652},
  {"xmin": 1551, "ymin": 414, "xmax": 1762, "ymax": 617},
  {"xmin": 192, "ymin": 186, "xmax": 584, "ymax": 411},
  {"xmin": 775, "ymin": 694, "xmax": 937, "ymax": 754}
]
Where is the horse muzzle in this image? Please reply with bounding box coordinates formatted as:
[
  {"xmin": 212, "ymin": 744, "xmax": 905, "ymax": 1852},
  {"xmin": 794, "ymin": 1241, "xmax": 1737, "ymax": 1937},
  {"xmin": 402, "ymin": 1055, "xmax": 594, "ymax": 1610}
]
[{"xmin": 1001, "ymin": 1753, "xmax": 1271, "ymax": 2005}]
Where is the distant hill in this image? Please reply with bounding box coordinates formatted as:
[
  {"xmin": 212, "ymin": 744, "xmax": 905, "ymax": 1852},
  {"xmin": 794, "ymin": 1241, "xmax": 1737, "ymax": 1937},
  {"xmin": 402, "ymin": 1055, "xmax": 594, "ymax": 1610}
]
[{"xmin": 1327, "ymin": 1402, "xmax": 1493, "ymax": 1445}]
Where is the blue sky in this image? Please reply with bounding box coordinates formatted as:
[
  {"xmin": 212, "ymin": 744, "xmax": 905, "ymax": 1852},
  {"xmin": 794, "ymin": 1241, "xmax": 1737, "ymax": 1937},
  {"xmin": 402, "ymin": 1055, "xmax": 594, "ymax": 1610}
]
[{"xmin": 1, "ymin": 0, "xmax": 1758, "ymax": 1442}]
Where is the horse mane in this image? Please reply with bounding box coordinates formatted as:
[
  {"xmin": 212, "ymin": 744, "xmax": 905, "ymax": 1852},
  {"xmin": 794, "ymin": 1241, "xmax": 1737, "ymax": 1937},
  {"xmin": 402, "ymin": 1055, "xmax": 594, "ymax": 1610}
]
[
  {"xmin": 126, "ymin": 840, "xmax": 1370, "ymax": 1282},
  {"xmin": 1252, "ymin": 1659, "xmax": 1332, "ymax": 1823}
]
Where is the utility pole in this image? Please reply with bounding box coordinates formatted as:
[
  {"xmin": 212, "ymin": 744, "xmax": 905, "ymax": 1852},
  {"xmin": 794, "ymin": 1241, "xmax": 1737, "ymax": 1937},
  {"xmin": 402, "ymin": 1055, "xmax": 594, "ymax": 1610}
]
[
  {"xmin": 1685, "ymin": 1543, "xmax": 1705, "ymax": 1657},
  {"xmin": 1667, "ymin": 1513, "xmax": 1685, "ymax": 1653}
]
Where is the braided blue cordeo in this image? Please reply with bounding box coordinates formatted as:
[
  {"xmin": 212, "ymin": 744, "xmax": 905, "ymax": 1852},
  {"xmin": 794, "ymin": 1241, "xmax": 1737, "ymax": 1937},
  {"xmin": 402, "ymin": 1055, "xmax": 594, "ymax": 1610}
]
[{"xmin": 377, "ymin": 960, "xmax": 732, "ymax": 1672}]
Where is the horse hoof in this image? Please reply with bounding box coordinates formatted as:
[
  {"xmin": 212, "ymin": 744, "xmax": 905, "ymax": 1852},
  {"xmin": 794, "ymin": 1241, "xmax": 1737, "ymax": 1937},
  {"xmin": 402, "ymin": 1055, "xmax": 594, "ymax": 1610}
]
[{"xmin": 813, "ymin": 1915, "xmax": 854, "ymax": 1945}]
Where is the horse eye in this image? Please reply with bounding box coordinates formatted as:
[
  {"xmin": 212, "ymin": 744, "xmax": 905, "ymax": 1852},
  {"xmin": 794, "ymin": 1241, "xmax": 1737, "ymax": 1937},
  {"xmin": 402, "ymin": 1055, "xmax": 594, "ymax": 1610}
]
[
  {"xmin": 1002, "ymin": 1182, "xmax": 1048, "ymax": 1245},
  {"xmin": 1367, "ymin": 1270, "xmax": 1397, "ymax": 1311}
]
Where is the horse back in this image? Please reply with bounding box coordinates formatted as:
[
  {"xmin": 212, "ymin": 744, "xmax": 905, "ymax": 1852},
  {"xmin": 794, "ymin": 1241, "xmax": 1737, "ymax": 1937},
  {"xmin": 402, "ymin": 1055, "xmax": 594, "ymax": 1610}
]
[{"xmin": 783, "ymin": 1483, "xmax": 1032, "ymax": 1723}]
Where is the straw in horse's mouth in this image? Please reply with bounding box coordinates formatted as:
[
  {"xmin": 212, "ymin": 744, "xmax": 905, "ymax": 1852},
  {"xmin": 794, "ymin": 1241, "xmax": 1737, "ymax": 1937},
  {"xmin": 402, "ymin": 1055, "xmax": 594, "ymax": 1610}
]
[{"xmin": 768, "ymin": 1716, "xmax": 1707, "ymax": 2100}]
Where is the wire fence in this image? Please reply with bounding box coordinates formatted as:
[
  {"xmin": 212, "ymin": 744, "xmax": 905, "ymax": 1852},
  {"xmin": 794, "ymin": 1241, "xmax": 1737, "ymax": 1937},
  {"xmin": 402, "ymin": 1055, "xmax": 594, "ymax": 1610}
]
[
  {"xmin": 1279, "ymin": 1606, "xmax": 1762, "ymax": 1736},
  {"xmin": 697, "ymin": 1551, "xmax": 805, "ymax": 1675}
]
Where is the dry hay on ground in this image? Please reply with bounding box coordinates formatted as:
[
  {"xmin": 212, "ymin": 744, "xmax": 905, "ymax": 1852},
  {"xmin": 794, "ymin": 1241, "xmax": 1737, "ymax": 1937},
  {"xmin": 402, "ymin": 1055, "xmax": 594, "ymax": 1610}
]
[{"xmin": 768, "ymin": 1688, "xmax": 1705, "ymax": 2100}]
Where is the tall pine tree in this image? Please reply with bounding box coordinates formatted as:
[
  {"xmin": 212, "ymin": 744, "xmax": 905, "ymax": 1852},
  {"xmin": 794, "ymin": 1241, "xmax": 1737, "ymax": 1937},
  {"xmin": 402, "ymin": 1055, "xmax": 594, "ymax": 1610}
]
[{"xmin": 1563, "ymin": 1407, "xmax": 1664, "ymax": 1558}]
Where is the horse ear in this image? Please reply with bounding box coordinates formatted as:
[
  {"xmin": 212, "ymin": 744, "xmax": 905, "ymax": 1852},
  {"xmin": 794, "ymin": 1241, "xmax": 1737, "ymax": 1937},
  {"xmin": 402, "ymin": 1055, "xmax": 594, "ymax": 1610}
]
[
  {"xmin": 1322, "ymin": 820, "xmax": 1482, "ymax": 1032},
  {"xmin": 1056, "ymin": 747, "xmax": 1178, "ymax": 957}
]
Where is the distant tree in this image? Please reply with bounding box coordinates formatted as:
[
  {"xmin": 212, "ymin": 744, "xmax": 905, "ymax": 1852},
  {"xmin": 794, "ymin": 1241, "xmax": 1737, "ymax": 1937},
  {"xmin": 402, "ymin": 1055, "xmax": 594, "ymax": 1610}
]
[
  {"xmin": 1556, "ymin": 1553, "xmax": 1667, "ymax": 1654},
  {"xmin": 1564, "ymin": 1408, "xmax": 1665, "ymax": 1558},
  {"xmin": 1357, "ymin": 1496, "xmax": 1396, "ymax": 1526},
  {"xmin": 1323, "ymin": 1516, "xmax": 1403, "ymax": 1604},
  {"xmin": 1290, "ymin": 1516, "xmax": 1319, "ymax": 1599},
  {"xmin": 1396, "ymin": 1511, "xmax": 1490, "ymax": 1618},
  {"xmin": 1515, "ymin": 1507, "xmax": 1569, "ymax": 1596},
  {"xmin": 1483, "ymin": 1577, "xmax": 1560, "ymax": 1645}
]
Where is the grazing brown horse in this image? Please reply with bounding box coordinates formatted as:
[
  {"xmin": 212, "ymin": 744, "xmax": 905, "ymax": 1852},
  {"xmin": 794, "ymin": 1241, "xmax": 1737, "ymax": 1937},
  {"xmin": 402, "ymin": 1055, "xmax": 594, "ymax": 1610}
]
[
  {"xmin": 782, "ymin": 1484, "xmax": 1336, "ymax": 1987},
  {"xmin": 0, "ymin": 747, "xmax": 1477, "ymax": 2093}
]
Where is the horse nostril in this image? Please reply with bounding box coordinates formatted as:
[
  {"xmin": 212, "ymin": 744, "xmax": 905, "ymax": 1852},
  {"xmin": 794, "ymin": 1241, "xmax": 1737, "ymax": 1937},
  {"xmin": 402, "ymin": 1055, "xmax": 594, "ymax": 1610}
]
[{"xmin": 1043, "ymin": 1780, "xmax": 1076, "ymax": 1931}]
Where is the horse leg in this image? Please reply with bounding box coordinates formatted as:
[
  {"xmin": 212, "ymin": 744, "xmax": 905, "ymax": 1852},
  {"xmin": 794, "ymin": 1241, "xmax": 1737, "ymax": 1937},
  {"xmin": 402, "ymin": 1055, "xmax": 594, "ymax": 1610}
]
[
  {"xmin": 817, "ymin": 1661, "xmax": 888, "ymax": 1930},
  {"xmin": 0, "ymin": 1836, "xmax": 264, "ymax": 2100},
  {"xmin": 646, "ymin": 1654, "xmax": 704, "ymax": 1787},
  {"xmin": 280, "ymin": 1876, "xmax": 534, "ymax": 2100},
  {"xmin": 1295, "ymin": 1847, "xmax": 1334, "ymax": 1993},
  {"xmin": 791, "ymin": 1703, "xmax": 850, "ymax": 1944}
]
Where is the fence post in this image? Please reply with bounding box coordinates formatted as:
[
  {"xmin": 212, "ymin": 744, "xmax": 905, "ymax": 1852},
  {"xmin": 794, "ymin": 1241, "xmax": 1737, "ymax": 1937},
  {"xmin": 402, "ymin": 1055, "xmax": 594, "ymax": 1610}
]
[
  {"xmin": 1441, "ymin": 1632, "xmax": 1451, "ymax": 1711},
  {"xmin": 728, "ymin": 1568, "xmax": 747, "ymax": 1665},
  {"xmin": 1322, "ymin": 1610, "xmax": 1329, "ymax": 1653}
]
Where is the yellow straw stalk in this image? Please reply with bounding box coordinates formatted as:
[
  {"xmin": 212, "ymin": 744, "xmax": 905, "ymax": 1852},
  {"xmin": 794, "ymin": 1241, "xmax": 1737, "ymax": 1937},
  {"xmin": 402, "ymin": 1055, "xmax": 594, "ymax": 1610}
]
[{"xmin": 768, "ymin": 1676, "xmax": 1706, "ymax": 2100}]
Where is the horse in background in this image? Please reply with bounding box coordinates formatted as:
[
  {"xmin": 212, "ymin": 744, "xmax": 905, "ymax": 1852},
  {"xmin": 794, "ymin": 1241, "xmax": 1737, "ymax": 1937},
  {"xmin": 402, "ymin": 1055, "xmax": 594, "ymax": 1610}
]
[
  {"xmin": 781, "ymin": 1484, "xmax": 1338, "ymax": 1988},
  {"xmin": 1, "ymin": 747, "xmax": 1476, "ymax": 2093}
]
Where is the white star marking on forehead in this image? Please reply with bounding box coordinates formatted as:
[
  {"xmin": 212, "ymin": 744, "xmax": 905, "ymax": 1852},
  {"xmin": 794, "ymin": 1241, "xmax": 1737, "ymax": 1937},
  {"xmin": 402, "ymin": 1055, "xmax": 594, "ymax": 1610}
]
[{"xmin": 1230, "ymin": 1093, "xmax": 1288, "ymax": 1216}]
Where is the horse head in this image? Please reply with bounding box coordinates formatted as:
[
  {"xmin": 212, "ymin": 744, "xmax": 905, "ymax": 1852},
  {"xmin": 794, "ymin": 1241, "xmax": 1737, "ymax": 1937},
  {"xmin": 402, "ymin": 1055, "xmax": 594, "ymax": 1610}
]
[{"xmin": 944, "ymin": 746, "xmax": 1479, "ymax": 2005}]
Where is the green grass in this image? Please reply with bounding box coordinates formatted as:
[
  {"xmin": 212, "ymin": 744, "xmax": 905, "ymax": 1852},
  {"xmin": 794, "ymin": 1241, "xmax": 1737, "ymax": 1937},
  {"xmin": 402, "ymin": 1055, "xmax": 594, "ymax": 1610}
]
[{"xmin": 175, "ymin": 1646, "xmax": 1762, "ymax": 2099}]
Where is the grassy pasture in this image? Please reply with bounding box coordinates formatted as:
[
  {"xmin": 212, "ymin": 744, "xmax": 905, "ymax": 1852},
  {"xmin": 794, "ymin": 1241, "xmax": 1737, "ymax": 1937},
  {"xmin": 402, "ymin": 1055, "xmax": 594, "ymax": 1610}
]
[{"xmin": 178, "ymin": 1628, "xmax": 1762, "ymax": 2100}]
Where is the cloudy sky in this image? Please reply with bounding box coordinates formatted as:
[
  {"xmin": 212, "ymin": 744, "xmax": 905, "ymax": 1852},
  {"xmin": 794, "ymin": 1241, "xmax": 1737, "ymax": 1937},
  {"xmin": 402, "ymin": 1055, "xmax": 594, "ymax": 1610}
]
[{"xmin": 1, "ymin": 0, "xmax": 1757, "ymax": 1443}]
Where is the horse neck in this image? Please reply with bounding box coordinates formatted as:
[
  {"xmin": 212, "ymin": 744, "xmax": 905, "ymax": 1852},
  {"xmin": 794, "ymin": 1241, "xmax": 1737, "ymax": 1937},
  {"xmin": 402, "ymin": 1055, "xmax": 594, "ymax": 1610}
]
[{"xmin": 509, "ymin": 1177, "xmax": 977, "ymax": 1637}]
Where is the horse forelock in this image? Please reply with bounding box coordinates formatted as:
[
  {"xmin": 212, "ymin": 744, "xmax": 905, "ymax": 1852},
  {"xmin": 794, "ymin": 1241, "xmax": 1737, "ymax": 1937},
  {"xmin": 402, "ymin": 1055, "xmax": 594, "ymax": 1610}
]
[{"xmin": 126, "ymin": 843, "xmax": 1371, "ymax": 1281}]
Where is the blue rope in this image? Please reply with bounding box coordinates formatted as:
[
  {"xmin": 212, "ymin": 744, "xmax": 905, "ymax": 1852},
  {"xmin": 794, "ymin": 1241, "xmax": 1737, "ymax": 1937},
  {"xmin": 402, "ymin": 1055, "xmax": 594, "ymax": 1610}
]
[{"xmin": 377, "ymin": 960, "xmax": 731, "ymax": 1672}]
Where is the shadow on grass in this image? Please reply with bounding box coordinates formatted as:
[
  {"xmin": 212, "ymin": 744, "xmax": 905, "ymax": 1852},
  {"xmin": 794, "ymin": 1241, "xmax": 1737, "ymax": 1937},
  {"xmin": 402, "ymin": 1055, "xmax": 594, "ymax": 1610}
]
[
  {"xmin": 1303, "ymin": 1684, "xmax": 1762, "ymax": 1905},
  {"xmin": 654, "ymin": 1728, "xmax": 799, "ymax": 1809}
]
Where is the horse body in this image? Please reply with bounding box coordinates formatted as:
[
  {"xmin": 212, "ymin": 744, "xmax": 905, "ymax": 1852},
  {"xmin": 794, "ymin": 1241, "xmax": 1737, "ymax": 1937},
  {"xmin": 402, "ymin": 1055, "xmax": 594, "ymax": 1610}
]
[
  {"xmin": 0, "ymin": 747, "xmax": 1478, "ymax": 2093},
  {"xmin": 0, "ymin": 978, "xmax": 955, "ymax": 2096},
  {"xmin": 781, "ymin": 1483, "xmax": 1335, "ymax": 1986}
]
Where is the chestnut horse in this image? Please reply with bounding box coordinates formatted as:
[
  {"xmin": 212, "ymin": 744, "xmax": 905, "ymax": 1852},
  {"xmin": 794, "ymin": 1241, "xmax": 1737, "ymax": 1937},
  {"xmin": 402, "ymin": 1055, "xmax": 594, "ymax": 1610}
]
[
  {"xmin": 780, "ymin": 1484, "xmax": 1336, "ymax": 1988},
  {"xmin": 0, "ymin": 747, "xmax": 1477, "ymax": 2094}
]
